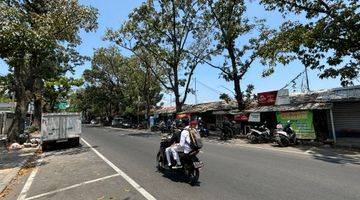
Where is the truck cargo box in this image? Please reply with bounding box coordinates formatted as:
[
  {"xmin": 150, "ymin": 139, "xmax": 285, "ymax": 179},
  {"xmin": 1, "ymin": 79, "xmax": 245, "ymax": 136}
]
[{"xmin": 41, "ymin": 113, "xmax": 81, "ymax": 149}]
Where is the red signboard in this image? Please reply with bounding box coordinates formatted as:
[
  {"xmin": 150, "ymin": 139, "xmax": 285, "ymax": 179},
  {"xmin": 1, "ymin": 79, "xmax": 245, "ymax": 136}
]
[
  {"xmin": 258, "ymin": 91, "xmax": 278, "ymax": 106},
  {"xmin": 234, "ymin": 114, "xmax": 249, "ymax": 121}
]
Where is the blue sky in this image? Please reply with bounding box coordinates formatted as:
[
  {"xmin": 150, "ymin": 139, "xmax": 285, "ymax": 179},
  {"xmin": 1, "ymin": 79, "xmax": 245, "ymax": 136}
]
[{"xmin": 1, "ymin": 0, "xmax": 358, "ymax": 106}]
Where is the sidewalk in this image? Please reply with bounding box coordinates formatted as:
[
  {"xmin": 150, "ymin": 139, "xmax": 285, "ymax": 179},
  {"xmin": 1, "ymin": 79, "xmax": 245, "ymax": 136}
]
[
  {"xmin": 0, "ymin": 146, "xmax": 39, "ymax": 195},
  {"xmin": 2, "ymin": 141, "xmax": 147, "ymax": 200}
]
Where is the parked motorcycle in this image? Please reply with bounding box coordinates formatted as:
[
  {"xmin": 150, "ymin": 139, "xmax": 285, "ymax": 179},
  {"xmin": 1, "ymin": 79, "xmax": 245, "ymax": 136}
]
[
  {"xmin": 198, "ymin": 124, "xmax": 209, "ymax": 137},
  {"xmin": 248, "ymin": 124, "xmax": 272, "ymax": 144},
  {"xmin": 274, "ymin": 121, "xmax": 297, "ymax": 147},
  {"xmin": 218, "ymin": 125, "xmax": 233, "ymax": 140},
  {"xmin": 218, "ymin": 120, "xmax": 237, "ymax": 140},
  {"xmin": 156, "ymin": 134, "xmax": 204, "ymax": 185}
]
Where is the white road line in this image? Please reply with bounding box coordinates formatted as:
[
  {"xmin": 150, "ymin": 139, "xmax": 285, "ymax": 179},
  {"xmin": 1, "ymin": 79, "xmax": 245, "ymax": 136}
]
[
  {"xmin": 81, "ymin": 138, "xmax": 157, "ymax": 200},
  {"xmin": 17, "ymin": 167, "xmax": 38, "ymax": 200},
  {"xmin": 25, "ymin": 174, "xmax": 120, "ymax": 200}
]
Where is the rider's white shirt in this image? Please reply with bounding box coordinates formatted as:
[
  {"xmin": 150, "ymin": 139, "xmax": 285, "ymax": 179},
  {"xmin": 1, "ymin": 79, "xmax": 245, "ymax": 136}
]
[{"xmin": 180, "ymin": 127, "xmax": 192, "ymax": 154}]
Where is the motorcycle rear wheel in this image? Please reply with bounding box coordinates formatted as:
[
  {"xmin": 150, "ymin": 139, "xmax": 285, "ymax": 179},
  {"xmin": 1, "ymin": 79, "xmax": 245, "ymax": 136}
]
[
  {"xmin": 249, "ymin": 135, "xmax": 258, "ymax": 144},
  {"xmin": 277, "ymin": 138, "xmax": 289, "ymax": 147}
]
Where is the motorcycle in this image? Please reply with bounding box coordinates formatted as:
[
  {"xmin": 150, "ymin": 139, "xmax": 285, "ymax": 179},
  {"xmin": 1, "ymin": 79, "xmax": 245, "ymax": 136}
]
[
  {"xmin": 248, "ymin": 124, "xmax": 272, "ymax": 144},
  {"xmin": 198, "ymin": 124, "xmax": 209, "ymax": 137},
  {"xmin": 274, "ymin": 122, "xmax": 297, "ymax": 147},
  {"xmin": 156, "ymin": 133, "xmax": 204, "ymax": 185}
]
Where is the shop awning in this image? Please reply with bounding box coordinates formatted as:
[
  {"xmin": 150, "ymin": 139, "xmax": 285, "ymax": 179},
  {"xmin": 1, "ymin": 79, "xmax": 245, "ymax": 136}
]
[{"xmin": 245, "ymin": 102, "xmax": 332, "ymax": 113}]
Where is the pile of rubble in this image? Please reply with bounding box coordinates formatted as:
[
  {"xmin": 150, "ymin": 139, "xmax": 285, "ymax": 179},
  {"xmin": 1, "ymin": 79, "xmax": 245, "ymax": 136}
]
[{"xmin": 8, "ymin": 131, "xmax": 41, "ymax": 150}]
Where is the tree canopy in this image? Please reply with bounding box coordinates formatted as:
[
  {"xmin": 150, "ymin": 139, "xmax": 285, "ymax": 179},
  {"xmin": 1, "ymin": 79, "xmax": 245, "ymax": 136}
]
[
  {"xmin": 259, "ymin": 0, "xmax": 360, "ymax": 86},
  {"xmin": 76, "ymin": 47, "xmax": 162, "ymax": 122},
  {"xmin": 106, "ymin": 0, "xmax": 212, "ymax": 112},
  {"xmin": 0, "ymin": 0, "xmax": 98, "ymax": 141},
  {"xmin": 204, "ymin": 0, "xmax": 276, "ymax": 109}
]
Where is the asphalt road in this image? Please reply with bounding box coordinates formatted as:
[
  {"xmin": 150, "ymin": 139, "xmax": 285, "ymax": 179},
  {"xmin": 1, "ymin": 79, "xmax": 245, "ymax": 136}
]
[{"xmin": 80, "ymin": 127, "xmax": 360, "ymax": 200}]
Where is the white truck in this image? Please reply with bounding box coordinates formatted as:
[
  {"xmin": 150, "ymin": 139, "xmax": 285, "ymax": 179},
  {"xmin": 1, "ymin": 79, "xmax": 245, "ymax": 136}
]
[{"xmin": 41, "ymin": 113, "xmax": 81, "ymax": 150}]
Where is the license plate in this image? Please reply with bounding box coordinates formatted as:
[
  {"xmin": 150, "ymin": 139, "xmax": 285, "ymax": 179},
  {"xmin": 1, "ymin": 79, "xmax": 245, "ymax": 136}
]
[
  {"xmin": 193, "ymin": 161, "xmax": 204, "ymax": 169},
  {"xmin": 56, "ymin": 139, "xmax": 68, "ymax": 143}
]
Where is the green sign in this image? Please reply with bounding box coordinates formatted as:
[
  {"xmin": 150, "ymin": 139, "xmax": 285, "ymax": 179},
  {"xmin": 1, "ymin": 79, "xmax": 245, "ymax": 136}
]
[
  {"xmin": 276, "ymin": 110, "xmax": 316, "ymax": 139},
  {"xmin": 55, "ymin": 102, "xmax": 68, "ymax": 110}
]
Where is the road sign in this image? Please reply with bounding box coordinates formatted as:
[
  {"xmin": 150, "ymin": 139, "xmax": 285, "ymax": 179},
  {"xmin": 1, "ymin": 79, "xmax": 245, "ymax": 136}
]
[{"xmin": 56, "ymin": 102, "xmax": 69, "ymax": 110}]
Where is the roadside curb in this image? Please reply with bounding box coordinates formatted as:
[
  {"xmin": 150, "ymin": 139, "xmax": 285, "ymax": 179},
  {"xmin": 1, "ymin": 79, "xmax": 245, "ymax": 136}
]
[
  {"xmin": 0, "ymin": 147, "xmax": 39, "ymax": 195},
  {"xmin": 106, "ymin": 127, "xmax": 156, "ymax": 134}
]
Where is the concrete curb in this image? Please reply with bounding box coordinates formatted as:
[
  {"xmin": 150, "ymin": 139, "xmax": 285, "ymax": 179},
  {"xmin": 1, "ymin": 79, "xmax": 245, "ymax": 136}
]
[
  {"xmin": 106, "ymin": 127, "xmax": 156, "ymax": 134},
  {"xmin": 0, "ymin": 147, "xmax": 39, "ymax": 195}
]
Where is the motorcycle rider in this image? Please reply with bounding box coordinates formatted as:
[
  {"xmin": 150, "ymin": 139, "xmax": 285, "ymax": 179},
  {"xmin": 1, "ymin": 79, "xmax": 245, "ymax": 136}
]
[
  {"xmin": 170, "ymin": 120, "xmax": 198, "ymax": 169},
  {"xmin": 165, "ymin": 127, "xmax": 181, "ymax": 168}
]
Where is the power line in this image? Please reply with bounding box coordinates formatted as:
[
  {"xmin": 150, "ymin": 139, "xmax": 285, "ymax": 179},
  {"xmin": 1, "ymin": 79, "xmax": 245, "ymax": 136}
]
[
  {"xmin": 220, "ymin": 85, "xmax": 235, "ymax": 96},
  {"xmin": 196, "ymin": 79, "xmax": 223, "ymax": 95}
]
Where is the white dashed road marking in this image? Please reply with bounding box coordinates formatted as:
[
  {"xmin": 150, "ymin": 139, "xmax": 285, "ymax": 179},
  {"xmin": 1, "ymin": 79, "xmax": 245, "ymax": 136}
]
[
  {"xmin": 18, "ymin": 138, "xmax": 156, "ymax": 200},
  {"xmin": 17, "ymin": 167, "xmax": 39, "ymax": 200},
  {"xmin": 81, "ymin": 138, "xmax": 157, "ymax": 200},
  {"xmin": 25, "ymin": 174, "xmax": 120, "ymax": 200}
]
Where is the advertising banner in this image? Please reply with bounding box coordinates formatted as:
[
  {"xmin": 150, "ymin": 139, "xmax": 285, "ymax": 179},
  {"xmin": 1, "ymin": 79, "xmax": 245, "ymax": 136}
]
[
  {"xmin": 276, "ymin": 110, "xmax": 316, "ymax": 139},
  {"xmin": 258, "ymin": 91, "xmax": 278, "ymax": 106},
  {"xmin": 248, "ymin": 112, "xmax": 261, "ymax": 122},
  {"xmin": 275, "ymin": 89, "xmax": 290, "ymax": 105},
  {"xmin": 234, "ymin": 114, "xmax": 249, "ymax": 121}
]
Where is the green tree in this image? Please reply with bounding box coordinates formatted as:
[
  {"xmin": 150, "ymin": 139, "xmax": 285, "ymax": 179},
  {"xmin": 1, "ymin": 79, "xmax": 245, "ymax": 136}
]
[
  {"xmin": 83, "ymin": 47, "xmax": 128, "ymax": 116},
  {"xmin": 205, "ymin": 0, "xmax": 276, "ymax": 110},
  {"xmin": 81, "ymin": 47, "xmax": 162, "ymax": 121},
  {"xmin": 43, "ymin": 77, "xmax": 83, "ymax": 112},
  {"xmin": 0, "ymin": 0, "xmax": 98, "ymax": 141},
  {"xmin": 0, "ymin": 74, "xmax": 14, "ymax": 101},
  {"xmin": 106, "ymin": 0, "xmax": 211, "ymax": 113},
  {"xmin": 258, "ymin": 0, "xmax": 360, "ymax": 86}
]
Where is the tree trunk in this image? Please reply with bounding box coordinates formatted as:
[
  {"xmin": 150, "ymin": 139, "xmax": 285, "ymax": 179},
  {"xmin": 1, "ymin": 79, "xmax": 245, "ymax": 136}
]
[
  {"xmin": 32, "ymin": 78, "xmax": 44, "ymax": 128},
  {"xmin": 144, "ymin": 66, "xmax": 151, "ymax": 128},
  {"xmin": 8, "ymin": 96, "xmax": 29, "ymax": 143},
  {"xmin": 227, "ymin": 43, "xmax": 245, "ymax": 110},
  {"xmin": 8, "ymin": 54, "xmax": 32, "ymax": 142},
  {"xmin": 174, "ymin": 89, "xmax": 182, "ymax": 113},
  {"xmin": 233, "ymin": 77, "xmax": 244, "ymax": 110},
  {"xmin": 32, "ymin": 94, "xmax": 42, "ymax": 128}
]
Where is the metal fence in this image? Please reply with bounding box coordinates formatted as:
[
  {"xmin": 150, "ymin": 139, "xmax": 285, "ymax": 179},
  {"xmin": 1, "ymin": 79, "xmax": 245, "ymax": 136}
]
[{"xmin": 0, "ymin": 112, "xmax": 14, "ymax": 138}]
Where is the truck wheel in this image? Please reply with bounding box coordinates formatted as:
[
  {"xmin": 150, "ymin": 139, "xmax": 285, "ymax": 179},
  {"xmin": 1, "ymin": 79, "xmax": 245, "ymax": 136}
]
[
  {"xmin": 42, "ymin": 142, "xmax": 48, "ymax": 151},
  {"xmin": 70, "ymin": 137, "xmax": 80, "ymax": 147},
  {"xmin": 74, "ymin": 137, "xmax": 80, "ymax": 147}
]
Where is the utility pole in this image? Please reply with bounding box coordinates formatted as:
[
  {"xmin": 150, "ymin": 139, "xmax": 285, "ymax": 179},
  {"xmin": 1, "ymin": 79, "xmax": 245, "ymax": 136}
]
[{"xmin": 305, "ymin": 66, "xmax": 310, "ymax": 92}]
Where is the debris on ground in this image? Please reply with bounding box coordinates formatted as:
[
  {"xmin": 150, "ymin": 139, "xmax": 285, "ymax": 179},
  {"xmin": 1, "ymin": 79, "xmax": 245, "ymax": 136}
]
[{"xmin": 9, "ymin": 143, "xmax": 23, "ymax": 150}]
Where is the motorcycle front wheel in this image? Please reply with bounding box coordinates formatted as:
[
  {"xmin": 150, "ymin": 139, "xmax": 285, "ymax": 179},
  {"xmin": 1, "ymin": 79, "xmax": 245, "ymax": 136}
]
[
  {"xmin": 184, "ymin": 167, "xmax": 199, "ymax": 186},
  {"xmin": 156, "ymin": 152, "xmax": 164, "ymax": 172}
]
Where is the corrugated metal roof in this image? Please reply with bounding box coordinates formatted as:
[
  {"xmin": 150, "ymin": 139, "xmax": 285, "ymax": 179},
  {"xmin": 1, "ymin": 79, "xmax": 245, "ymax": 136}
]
[
  {"xmin": 155, "ymin": 106, "xmax": 176, "ymax": 114},
  {"xmin": 179, "ymin": 101, "xmax": 237, "ymax": 114},
  {"xmin": 245, "ymin": 102, "xmax": 332, "ymax": 113}
]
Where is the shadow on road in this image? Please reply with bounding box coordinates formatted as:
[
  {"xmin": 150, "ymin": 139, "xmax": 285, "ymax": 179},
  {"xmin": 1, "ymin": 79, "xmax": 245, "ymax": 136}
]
[
  {"xmin": 43, "ymin": 144, "xmax": 98, "ymax": 156},
  {"xmin": 268, "ymin": 142, "xmax": 360, "ymax": 166},
  {"xmin": 156, "ymin": 169, "xmax": 201, "ymax": 187},
  {"xmin": 205, "ymin": 134, "xmax": 360, "ymax": 166},
  {"xmin": 127, "ymin": 132, "xmax": 157, "ymax": 138}
]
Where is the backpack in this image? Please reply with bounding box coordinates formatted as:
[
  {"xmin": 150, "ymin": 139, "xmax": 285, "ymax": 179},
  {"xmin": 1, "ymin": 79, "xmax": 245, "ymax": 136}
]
[{"xmin": 188, "ymin": 128, "xmax": 203, "ymax": 150}]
